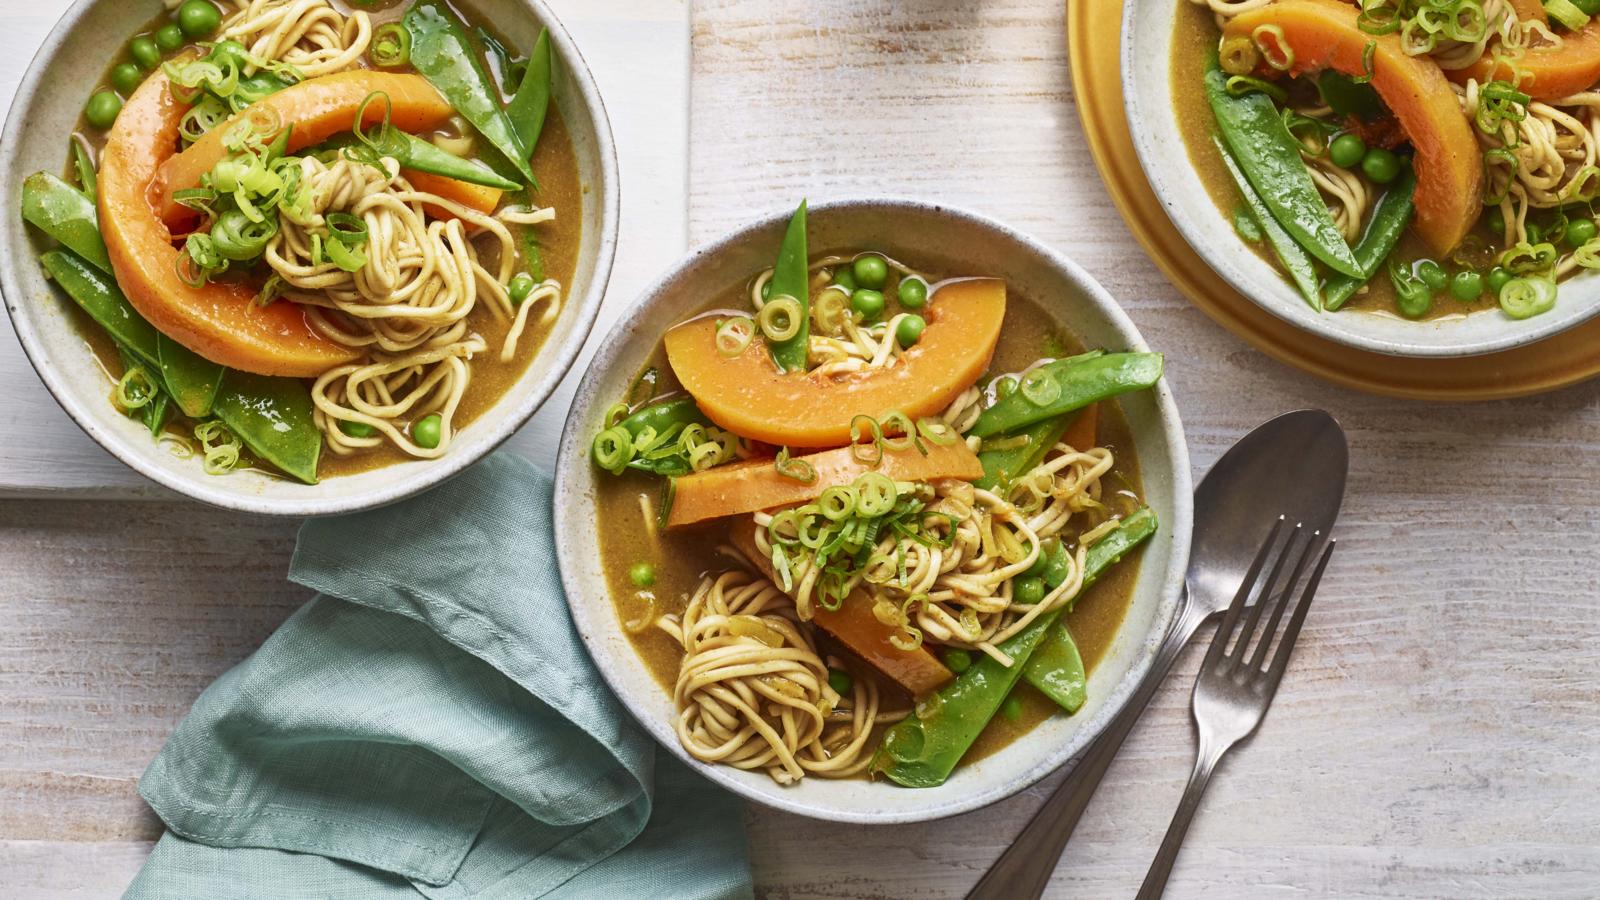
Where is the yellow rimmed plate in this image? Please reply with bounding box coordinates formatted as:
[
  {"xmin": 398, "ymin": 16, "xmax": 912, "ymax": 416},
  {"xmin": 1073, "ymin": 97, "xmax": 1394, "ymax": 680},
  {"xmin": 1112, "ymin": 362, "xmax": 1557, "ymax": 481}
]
[{"xmin": 1069, "ymin": 0, "xmax": 1600, "ymax": 400}]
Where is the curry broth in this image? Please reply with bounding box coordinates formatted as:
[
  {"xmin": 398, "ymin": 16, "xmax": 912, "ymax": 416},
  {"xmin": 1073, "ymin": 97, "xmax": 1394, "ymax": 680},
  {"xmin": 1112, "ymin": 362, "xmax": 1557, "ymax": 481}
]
[
  {"xmin": 1169, "ymin": 2, "xmax": 1496, "ymax": 319},
  {"xmin": 59, "ymin": 2, "xmax": 582, "ymax": 480},
  {"xmin": 595, "ymin": 275, "xmax": 1147, "ymax": 771}
]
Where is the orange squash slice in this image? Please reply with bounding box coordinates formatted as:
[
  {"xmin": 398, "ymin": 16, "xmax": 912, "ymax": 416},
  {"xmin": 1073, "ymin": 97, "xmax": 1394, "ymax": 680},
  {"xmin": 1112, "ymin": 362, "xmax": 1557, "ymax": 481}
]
[
  {"xmin": 1458, "ymin": 20, "xmax": 1600, "ymax": 101},
  {"xmin": 667, "ymin": 439, "xmax": 983, "ymax": 528},
  {"xmin": 98, "ymin": 70, "xmax": 357, "ymax": 377},
  {"xmin": 665, "ymin": 278, "xmax": 1007, "ymax": 448},
  {"xmin": 730, "ymin": 524, "xmax": 953, "ymax": 697},
  {"xmin": 1225, "ymin": 0, "xmax": 1484, "ymax": 254},
  {"xmin": 153, "ymin": 70, "xmax": 458, "ymax": 223}
]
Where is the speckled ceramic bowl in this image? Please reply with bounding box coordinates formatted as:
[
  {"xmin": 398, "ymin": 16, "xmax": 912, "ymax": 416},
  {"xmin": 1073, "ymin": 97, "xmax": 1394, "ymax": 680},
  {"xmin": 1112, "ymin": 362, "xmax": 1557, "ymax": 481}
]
[
  {"xmin": 0, "ymin": 0, "xmax": 616, "ymax": 515},
  {"xmin": 553, "ymin": 198, "xmax": 1192, "ymax": 823},
  {"xmin": 1122, "ymin": 0, "xmax": 1600, "ymax": 358}
]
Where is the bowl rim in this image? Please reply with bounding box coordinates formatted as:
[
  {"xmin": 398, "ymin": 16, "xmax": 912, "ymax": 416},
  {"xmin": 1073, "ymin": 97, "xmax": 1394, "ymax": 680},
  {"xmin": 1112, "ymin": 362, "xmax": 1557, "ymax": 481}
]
[
  {"xmin": 0, "ymin": 0, "xmax": 618, "ymax": 516},
  {"xmin": 552, "ymin": 196, "xmax": 1193, "ymax": 824},
  {"xmin": 1119, "ymin": 0, "xmax": 1600, "ymax": 359}
]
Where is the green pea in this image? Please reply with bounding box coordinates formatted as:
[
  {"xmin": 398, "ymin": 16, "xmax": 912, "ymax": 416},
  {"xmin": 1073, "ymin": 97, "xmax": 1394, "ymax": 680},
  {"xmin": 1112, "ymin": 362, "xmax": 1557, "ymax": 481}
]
[
  {"xmin": 1000, "ymin": 695, "xmax": 1023, "ymax": 722},
  {"xmin": 629, "ymin": 561, "xmax": 656, "ymax": 588},
  {"xmin": 898, "ymin": 276, "xmax": 929, "ymax": 309},
  {"xmin": 155, "ymin": 22, "xmax": 185, "ymax": 52},
  {"xmin": 1024, "ymin": 538, "xmax": 1058, "ymax": 578},
  {"xmin": 84, "ymin": 92, "xmax": 123, "ymax": 130},
  {"xmin": 1361, "ymin": 147, "xmax": 1401, "ymax": 185},
  {"xmin": 832, "ymin": 267, "xmax": 857, "ymax": 292},
  {"xmin": 1565, "ymin": 218, "xmax": 1598, "ymax": 248},
  {"xmin": 1329, "ymin": 133, "xmax": 1366, "ymax": 168},
  {"xmin": 827, "ymin": 668, "xmax": 853, "ymax": 696},
  {"xmin": 1416, "ymin": 260, "xmax": 1448, "ymax": 292},
  {"xmin": 895, "ymin": 314, "xmax": 925, "ymax": 347},
  {"xmin": 110, "ymin": 63, "xmax": 143, "ymax": 95},
  {"xmin": 1486, "ymin": 266, "xmax": 1512, "ymax": 295},
  {"xmin": 508, "ymin": 272, "xmax": 536, "ymax": 305},
  {"xmin": 852, "ymin": 254, "xmax": 889, "ymax": 290},
  {"xmin": 338, "ymin": 419, "xmax": 376, "ymax": 438},
  {"xmin": 1014, "ymin": 576, "xmax": 1046, "ymax": 605},
  {"xmin": 850, "ymin": 288, "xmax": 885, "ymax": 321},
  {"xmin": 760, "ymin": 280, "xmax": 772, "ymax": 300},
  {"xmin": 412, "ymin": 413, "xmax": 443, "ymax": 449},
  {"xmin": 1449, "ymin": 270, "xmax": 1484, "ymax": 302},
  {"xmin": 1395, "ymin": 286, "xmax": 1433, "ymax": 319},
  {"xmin": 177, "ymin": 0, "xmax": 222, "ymax": 38},
  {"xmin": 942, "ymin": 648, "xmax": 972, "ymax": 674},
  {"xmin": 129, "ymin": 36, "xmax": 161, "ymax": 71},
  {"xmin": 994, "ymin": 375, "xmax": 1018, "ymax": 399}
]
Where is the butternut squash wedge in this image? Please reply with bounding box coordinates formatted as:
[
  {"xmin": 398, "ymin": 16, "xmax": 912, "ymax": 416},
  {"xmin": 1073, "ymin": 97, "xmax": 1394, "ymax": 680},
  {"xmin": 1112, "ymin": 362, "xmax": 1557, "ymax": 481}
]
[
  {"xmin": 668, "ymin": 439, "xmax": 984, "ymax": 528},
  {"xmin": 1225, "ymin": 0, "xmax": 1483, "ymax": 254},
  {"xmin": 729, "ymin": 523, "xmax": 953, "ymax": 697},
  {"xmin": 1457, "ymin": 20, "xmax": 1600, "ymax": 101},
  {"xmin": 405, "ymin": 170, "xmax": 504, "ymax": 219},
  {"xmin": 153, "ymin": 70, "xmax": 457, "ymax": 224},
  {"xmin": 666, "ymin": 278, "xmax": 1007, "ymax": 448},
  {"xmin": 99, "ymin": 70, "xmax": 357, "ymax": 377}
]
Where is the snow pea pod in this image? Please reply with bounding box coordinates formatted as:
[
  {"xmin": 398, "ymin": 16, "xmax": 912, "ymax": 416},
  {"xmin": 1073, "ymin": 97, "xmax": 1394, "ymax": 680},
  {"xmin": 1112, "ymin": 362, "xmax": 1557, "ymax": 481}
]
[
  {"xmin": 213, "ymin": 371, "xmax": 321, "ymax": 485},
  {"xmin": 117, "ymin": 345, "xmax": 173, "ymax": 437},
  {"xmin": 157, "ymin": 332, "xmax": 225, "ymax": 419},
  {"xmin": 766, "ymin": 201, "xmax": 810, "ymax": 372},
  {"xmin": 1022, "ymin": 623, "xmax": 1087, "ymax": 714},
  {"xmin": 1205, "ymin": 56, "xmax": 1363, "ymax": 278},
  {"xmin": 506, "ymin": 27, "xmax": 551, "ymax": 156},
  {"xmin": 23, "ymin": 172, "xmax": 111, "ymax": 273},
  {"xmin": 617, "ymin": 396, "xmax": 708, "ymax": 441},
  {"xmin": 399, "ymin": 132, "xmax": 521, "ymax": 190},
  {"xmin": 39, "ymin": 249, "xmax": 159, "ymax": 367},
  {"xmin": 403, "ymin": 0, "xmax": 534, "ymax": 185},
  {"xmin": 976, "ymin": 410, "xmax": 1080, "ymax": 490},
  {"xmin": 1214, "ymin": 135, "xmax": 1322, "ymax": 311},
  {"xmin": 874, "ymin": 508, "xmax": 1158, "ymax": 787},
  {"xmin": 969, "ymin": 352, "xmax": 1162, "ymax": 439},
  {"xmin": 1325, "ymin": 168, "xmax": 1418, "ymax": 311}
]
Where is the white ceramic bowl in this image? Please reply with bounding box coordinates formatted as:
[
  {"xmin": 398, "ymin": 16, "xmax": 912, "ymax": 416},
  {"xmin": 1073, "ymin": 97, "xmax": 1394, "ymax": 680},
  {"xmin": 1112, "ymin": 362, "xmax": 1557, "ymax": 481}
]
[
  {"xmin": 0, "ymin": 0, "xmax": 616, "ymax": 515},
  {"xmin": 1122, "ymin": 0, "xmax": 1600, "ymax": 357},
  {"xmin": 554, "ymin": 198, "xmax": 1192, "ymax": 823}
]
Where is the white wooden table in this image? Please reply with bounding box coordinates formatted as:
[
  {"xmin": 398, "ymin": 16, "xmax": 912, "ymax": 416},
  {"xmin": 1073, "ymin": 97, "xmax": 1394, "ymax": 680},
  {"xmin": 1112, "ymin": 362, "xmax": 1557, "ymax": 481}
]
[{"xmin": 6, "ymin": 1, "xmax": 1600, "ymax": 897}]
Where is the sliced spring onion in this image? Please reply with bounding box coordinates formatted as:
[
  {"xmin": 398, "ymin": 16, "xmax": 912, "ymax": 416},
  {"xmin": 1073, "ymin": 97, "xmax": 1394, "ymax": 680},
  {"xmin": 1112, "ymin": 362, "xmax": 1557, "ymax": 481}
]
[
  {"xmin": 848, "ymin": 413, "xmax": 885, "ymax": 466},
  {"xmin": 817, "ymin": 485, "xmax": 858, "ymax": 521},
  {"xmin": 715, "ymin": 315, "xmax": 756, "ymax": 357},
  {"xmin": 1020, "ymin": 368, "xmax": 1063, "ymax": 407},
  {"xmin": 1251, "ymin": 24, "xmax": 1294, "ymax": 70},
  {"xmin": 1225, "ymin": 74, "xmax": 1288, "ymax": 104},
  {"xmin": 1499, "ymin": 241, "xmax": 1558, "ymax": 275},
  {"xmin": 592, "ymin": 424, "xmax": 633, "ymax": 473},
  {"xmin": 1545, "ymin": 0, "xmax": 1592, "ymax": 30},
  {"xmin": 1498, "ymin": 277, "xmax": 1557, "ymax": 319},
  {"xmin": 915, "ymin": 416, "xmax": 959, "ymax": 446},
  {"xmin": 370, "ymin": 23, "xmax": 413, "ymax": 67},
  {"xmin": 757, "ymin": 295, "xmax": 804, "ymax": 343},
  {"xmin": 774, "ymin": 446, "xmax": 817, "ymax": 483},
  {"xmin": 855, "ymin": 472, "xmax": 897, "ymax": 517}
]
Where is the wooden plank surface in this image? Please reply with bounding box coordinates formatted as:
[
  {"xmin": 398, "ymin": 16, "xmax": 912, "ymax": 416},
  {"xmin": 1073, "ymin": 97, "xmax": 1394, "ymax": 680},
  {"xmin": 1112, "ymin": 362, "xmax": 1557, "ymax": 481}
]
[{"xmin": 5, "ymin": 0, "xmax": 1600, "ymax": 898}]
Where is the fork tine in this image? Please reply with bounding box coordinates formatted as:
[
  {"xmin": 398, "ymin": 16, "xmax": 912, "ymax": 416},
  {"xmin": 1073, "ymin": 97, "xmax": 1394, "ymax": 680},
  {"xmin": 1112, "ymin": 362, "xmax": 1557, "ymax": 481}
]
[
  {"xmin": 1227, "ymin": 522, "xmax": 1304, "ymax": 671},
  {"xmin": 1201, "ymin": 516, "xmax": 1285, "ymax": 671},
  {"xmin": 1264, "ymin": 539, "xmax": 1336, "ymax": 688},
  {"xmin": 1246, "ymin": 529, "xmax": 1320, "ymax": 672}
]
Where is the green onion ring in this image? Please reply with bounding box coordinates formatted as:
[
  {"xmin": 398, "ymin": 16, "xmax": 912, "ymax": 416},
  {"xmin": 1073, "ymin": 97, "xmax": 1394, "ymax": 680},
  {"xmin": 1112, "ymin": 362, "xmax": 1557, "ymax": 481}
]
[{"xmin": 757, "ymin": 295, "xmax": 803, "ymax": 343}]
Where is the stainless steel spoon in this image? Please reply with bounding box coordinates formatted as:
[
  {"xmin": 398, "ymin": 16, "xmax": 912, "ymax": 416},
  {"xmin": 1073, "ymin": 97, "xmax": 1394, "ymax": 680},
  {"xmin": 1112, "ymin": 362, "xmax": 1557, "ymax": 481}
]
[{"xmin": 966, "ymin": 409, "xmax": 1349, "ymax": 900}]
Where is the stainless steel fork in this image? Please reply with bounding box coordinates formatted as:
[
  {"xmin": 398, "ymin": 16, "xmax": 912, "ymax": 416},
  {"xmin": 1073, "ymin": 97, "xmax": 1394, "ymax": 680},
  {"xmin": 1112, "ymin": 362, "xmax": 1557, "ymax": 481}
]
[{"xmin": 1135, "ymin": 517, "xmax": 1335, "ymax": 900}]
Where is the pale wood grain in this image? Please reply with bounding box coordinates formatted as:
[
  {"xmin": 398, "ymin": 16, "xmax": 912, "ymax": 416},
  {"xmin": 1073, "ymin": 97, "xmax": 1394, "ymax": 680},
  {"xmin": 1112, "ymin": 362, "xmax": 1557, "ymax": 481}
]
[{"xmin": 5, "ymin": 0, "xmax": 1600, "ymax": 897}]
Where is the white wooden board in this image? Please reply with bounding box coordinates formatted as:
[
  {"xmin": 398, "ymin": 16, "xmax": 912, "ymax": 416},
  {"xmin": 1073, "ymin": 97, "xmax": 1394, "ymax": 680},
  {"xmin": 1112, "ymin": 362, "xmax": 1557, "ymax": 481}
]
[{"xmin": 0, "ymin": 0, "xmax": 689, "ymax": 496}]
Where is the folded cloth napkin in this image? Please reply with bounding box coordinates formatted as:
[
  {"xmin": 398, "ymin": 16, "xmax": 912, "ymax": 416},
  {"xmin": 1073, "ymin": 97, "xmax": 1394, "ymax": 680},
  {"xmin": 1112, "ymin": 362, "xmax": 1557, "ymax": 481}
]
[{"xmin": 125, "ymin": 452, "xmax": 753, "ymax": 899}]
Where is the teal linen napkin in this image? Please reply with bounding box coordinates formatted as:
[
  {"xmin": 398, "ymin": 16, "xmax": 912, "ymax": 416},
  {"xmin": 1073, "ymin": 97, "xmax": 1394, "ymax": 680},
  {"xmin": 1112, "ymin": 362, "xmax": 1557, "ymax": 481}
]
[{"xmin": 126, "ymin": 452, "xmax": 753, "ymax": 899}]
